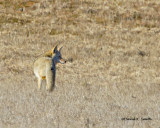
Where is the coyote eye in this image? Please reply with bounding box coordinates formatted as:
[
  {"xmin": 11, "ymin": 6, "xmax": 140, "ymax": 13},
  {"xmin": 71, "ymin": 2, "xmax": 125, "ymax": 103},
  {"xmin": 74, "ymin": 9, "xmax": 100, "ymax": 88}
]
[
  {"xmin": 59, "ymin": 55, "xmax": 62, "ymax": 59},
  {"xmin": 58, "ymin": 54, "xmax": 62, "ymax": 58}
]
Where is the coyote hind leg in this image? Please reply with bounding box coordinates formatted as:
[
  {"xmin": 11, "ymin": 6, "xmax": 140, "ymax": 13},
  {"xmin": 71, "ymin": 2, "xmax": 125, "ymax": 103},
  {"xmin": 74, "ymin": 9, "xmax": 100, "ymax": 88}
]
[
  {"xmin": 38, "ymin": 77, "xmax": 42, "ymax": 90},
  {"xmin": 46, "ymin": 64, "xmax": 55, "ymax": 91}
]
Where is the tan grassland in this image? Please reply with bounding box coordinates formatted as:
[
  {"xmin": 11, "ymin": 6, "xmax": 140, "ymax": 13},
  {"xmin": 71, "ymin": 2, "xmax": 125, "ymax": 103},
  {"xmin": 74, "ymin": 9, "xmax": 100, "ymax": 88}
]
[{"xmin": 0, "ymin": 0, "xmax": 160, "ymax": 127}]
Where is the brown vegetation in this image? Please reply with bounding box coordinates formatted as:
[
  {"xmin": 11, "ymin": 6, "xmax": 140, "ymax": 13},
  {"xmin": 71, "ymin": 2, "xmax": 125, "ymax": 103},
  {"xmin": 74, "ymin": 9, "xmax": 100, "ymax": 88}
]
[{"xmin": 0, "ymin": 0, "xmax": 160, "ymax": 127}]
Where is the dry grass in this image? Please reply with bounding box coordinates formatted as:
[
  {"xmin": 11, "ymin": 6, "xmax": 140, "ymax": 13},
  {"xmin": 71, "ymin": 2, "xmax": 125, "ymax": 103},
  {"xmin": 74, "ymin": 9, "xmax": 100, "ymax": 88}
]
[{"xmin": 0, "ymin": 0, "xmax": 160, "ymax": 127}]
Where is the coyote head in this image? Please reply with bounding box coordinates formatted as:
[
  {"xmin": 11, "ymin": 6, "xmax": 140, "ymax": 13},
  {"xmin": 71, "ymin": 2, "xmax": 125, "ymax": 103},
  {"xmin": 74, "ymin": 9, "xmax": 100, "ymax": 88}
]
[{"xmin": 52, "ymin": 45, "xmax": 66, "ymax": 64}]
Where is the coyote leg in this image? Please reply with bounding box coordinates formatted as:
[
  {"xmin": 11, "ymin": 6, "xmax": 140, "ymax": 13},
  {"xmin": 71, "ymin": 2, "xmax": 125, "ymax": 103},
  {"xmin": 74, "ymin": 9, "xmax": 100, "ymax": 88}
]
[
  {"xmin": 46, "ymin": 70, "xmax": 54, "ymax": 91},
  {"xmin": 38, "ymin": 78, "xmax": 42, "ymax": 90},
  {"xmin": 46, "ymin": 63, "xmax": 55, "ymax": 91}
]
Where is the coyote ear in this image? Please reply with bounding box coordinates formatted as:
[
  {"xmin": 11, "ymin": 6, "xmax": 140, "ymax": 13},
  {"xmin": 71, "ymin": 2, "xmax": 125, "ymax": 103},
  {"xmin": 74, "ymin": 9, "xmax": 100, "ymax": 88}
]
[
  {"xmin": 54, "ymin": 45, "xmax": 58, "ymax": 53},
  {"xmin": 59, "ymin": 46, "xmax": 63, "ymax": 52}
]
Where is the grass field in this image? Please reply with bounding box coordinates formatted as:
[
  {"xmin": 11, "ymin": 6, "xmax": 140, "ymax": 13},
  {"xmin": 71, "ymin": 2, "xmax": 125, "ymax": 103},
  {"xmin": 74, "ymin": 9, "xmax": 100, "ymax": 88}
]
[{"xmin": 0, "ymin": 0, "xmax": 160, "ymax": 127}]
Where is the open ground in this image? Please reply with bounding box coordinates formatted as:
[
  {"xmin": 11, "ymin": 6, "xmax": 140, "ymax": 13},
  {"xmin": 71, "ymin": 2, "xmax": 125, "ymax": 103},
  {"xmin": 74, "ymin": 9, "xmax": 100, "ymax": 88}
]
[{"xmin": 0, "ymin": 0, "xmax": 160, "ymax": 127}]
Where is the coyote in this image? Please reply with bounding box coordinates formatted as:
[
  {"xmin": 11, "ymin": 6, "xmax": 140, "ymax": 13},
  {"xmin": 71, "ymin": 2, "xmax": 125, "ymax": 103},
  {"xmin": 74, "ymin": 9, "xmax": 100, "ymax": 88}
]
[{"xmin": 33, "ymin": 46, "xmax": 66, "ymax": 91}]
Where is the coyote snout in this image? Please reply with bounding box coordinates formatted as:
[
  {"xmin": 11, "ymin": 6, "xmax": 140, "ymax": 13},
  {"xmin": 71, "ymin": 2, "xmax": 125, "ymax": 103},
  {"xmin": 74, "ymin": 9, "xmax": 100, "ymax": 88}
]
[{"xmin": 33, "ymin": 45, "xmax": 66, "ymax": 91}]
